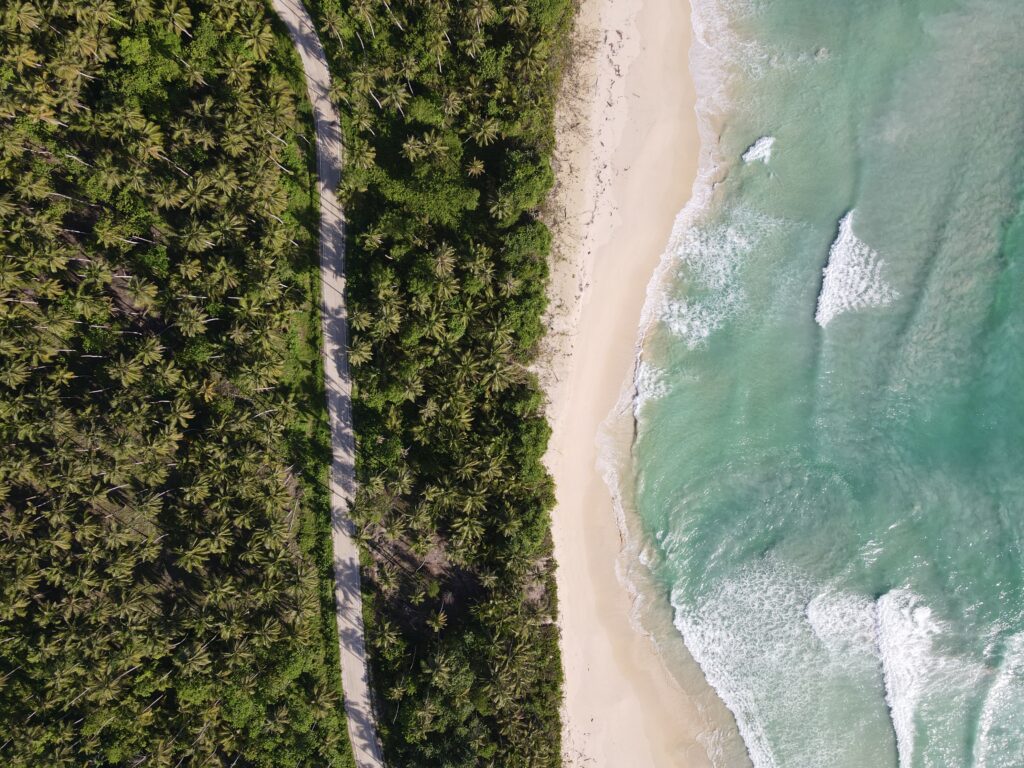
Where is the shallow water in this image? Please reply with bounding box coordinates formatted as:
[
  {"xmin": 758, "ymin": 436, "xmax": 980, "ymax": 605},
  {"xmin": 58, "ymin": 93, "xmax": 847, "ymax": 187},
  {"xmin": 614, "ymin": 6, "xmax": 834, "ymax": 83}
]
[{"xmin": 630, "ymin": 0, "xmax": 1024, "ymax": 765}]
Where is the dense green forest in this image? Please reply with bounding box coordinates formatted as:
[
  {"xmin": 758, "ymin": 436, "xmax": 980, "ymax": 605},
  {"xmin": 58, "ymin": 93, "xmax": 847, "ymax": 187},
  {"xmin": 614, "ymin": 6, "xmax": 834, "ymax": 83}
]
[
  {"xmin": 307, "ymin": 0, "xmax": 572, "ymax": 765},
  {"xmin": 2, "ymin": 0, "xmax": 574, "ymax": 764},
  {"xmin": 0, "ymin": 1, "xmax": 354, "ymax": 766}
]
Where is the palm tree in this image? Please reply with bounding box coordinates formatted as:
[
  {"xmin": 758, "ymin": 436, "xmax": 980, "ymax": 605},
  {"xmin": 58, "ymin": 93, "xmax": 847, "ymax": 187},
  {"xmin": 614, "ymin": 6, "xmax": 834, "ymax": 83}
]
[
  {"xmin": 221, "ymin": 47, "xmax": 254, "ymax": 88},
  {"xmin": 471, "ymin": 117, "xmax": 500, "ymax": 146},
  {"xmin": 7, "ymin": 43, "xmax": 43, "ymax": 74},
  {"xmin": 349, "ymin": 339, "xmax": 373, "ymax": 367},
  {"xmin": 350, "ymin": 0, "xmax": 377, "ymax": 38},
  {"xmin": 6, "ymin": 1, "xmax": 43, "ymax": 32},
  {"xmin": 381, "ymin": 77, "xmax": 410, "ymax": 116},
  {"xmin": 174, "ymin": 305, "xmax": 208, "ymax": 337},
  {"xmin": 164, "ymin": 0, "xmax": 193, "ymax": 37},
  {"xmin": 402, "ymin": 136, "xmax": 427, "ymax": 163},
  {"xmin": 153, "ymin": 179, "xmax": 184, "ymax": 210},
  {"xmin": 125, "ymin": 0, "xmax": 155, "ymax": 24},
  {"xmin": 246, "ymin": 24, "xmax": 275, "ymax": 61},
  {"xmin": 503, "ymin": 0, "xmax": 528, "ymax": 27},
  {"xmin": 182, "ymin": 177, "xmax": 218, "ymax": 213},
  {"xmin": 461, "ymin": 31, "xmax": 486, "ymax": 59},
  {"xmin": 465, "ymin": 158, "xmax": 485, "ymax": 178},
  {"xmin": 467, "ymin": 0, "xmax": 498, "ymax": 32}
]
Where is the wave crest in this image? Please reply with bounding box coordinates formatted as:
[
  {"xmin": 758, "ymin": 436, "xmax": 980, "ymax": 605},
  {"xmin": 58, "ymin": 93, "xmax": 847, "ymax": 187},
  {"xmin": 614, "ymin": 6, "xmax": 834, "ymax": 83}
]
[
  {"xmin": 742, "ymin": 136, "xmax": 775, "ymax": 164},
  {"xmin": 815, "ymin": 211, "xmax": 898, "ymax": 327}
]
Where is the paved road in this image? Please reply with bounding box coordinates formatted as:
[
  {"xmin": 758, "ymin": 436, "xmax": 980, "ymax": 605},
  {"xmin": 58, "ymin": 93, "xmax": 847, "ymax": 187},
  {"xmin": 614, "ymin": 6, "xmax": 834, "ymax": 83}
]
[{"xmin": 270, "ymin": 2, "xmax": 385, "ymax": 766}]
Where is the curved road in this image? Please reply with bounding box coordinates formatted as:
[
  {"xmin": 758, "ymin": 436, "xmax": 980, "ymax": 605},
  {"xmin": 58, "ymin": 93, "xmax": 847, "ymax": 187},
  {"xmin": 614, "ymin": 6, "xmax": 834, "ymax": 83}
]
[{"xmin": 270, "ymin": 2, "xmax": 385, "ymax": 766}]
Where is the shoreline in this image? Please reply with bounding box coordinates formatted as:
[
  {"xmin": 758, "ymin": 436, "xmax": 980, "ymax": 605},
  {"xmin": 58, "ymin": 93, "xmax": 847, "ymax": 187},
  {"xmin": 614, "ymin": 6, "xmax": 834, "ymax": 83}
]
[{"xmin": 540, "ymin": 0, "xmax": 737, "ymax": 764}]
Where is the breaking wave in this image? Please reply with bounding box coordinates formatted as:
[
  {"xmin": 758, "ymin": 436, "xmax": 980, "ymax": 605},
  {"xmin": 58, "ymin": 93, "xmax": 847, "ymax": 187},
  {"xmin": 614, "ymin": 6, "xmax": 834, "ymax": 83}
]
[
  {"xmin": 742, "ymin": 136, "xmax": 775, "ymax": 164},
  {"xmin": 815, "ymin": 211, "xmax": 898, "ymax": 327}
]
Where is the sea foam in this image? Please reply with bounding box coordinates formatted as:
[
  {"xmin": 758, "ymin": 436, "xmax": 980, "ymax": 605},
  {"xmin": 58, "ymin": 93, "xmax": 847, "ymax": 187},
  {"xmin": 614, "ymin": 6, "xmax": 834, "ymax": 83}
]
[
  {"xmin": 690, "ymin": 0, "xmax": 778, "ymax": 81},
  {"xmin": 806, "ymin": 589, "xmax": 878, "ymax": 660},
  {"xmin": 633, "ymin": 360, "xmax": 669, "ymax": 411},
  {"xmin": 671, "ymin": 560, "xmax": 893, "ymax": 768},
  {"xmin": 658, "ymin": 206, "xmax": 788, "ymax": 347},
  {"xmin": 625, "ymin": 0, "xmax": 1024, "ymax": 765},
  {"xmin": 875, "ymin": 589, "xmax": 943, "ymax": 768},
  {"xmin": 672, "ymin": 562, "xmax": 997, "ymax": 767},
  {"xmin": 974, "ymin": 634, "xmax": 1024, "ymax": 768},
  {"xmin": 874, "ymin": 589, "xmax": 985, "ymax": 768},
  {"xmin": 815, "ymin": 211, "xmax": 898, "ymax": 327},
  {"xmin": 658, "ymin": 216, "xmax": 743, "ymax": 347},
  {"xmin": 742, "ymin": 136, "xmax": 775, "ymax": 164}
]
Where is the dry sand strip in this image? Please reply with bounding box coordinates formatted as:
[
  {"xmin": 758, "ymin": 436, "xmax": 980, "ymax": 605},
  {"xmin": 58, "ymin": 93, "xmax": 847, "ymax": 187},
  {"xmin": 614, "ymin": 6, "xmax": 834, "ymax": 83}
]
[
  {"xmin": 270, "ymin": 1, "xmax": 385, "ymax": 766},
  {"xmin": 539, "ymin": 0, "xmax": 739, "ymax": 765}
]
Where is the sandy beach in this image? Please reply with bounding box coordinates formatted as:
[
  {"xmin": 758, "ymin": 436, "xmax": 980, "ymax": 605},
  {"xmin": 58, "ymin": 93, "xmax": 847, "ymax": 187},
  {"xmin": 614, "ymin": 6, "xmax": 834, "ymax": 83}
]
[{"xmin": 540, "ymin": 0, "xmax": 729, "ymax": 764}]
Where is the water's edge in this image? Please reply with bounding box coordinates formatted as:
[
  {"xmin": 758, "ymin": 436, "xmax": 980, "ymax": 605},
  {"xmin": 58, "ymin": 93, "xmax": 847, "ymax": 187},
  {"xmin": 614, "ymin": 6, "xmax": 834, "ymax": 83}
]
[{"xmin": 594, "ymin": 3, "xmax": 754, "ymax": 764}]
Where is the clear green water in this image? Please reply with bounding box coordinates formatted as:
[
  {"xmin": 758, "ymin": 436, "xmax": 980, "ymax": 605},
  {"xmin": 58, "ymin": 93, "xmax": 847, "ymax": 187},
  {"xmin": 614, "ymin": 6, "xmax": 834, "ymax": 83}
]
[{"xmin": 630, "ymin": 1, "xmax": 1024, "ymax": 765}]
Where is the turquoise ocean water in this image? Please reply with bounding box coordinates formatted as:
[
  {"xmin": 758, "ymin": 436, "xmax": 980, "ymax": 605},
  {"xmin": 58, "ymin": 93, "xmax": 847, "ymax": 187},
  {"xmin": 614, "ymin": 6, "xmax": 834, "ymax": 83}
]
[{"xmin": 628, "ymin": 0, "xmax": 1024, "ymax": 765}]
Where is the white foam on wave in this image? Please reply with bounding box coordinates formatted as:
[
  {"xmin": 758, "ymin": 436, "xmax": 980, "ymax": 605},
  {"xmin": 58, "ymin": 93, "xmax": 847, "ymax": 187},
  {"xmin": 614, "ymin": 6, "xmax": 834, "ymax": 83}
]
[
  {"xmin": 742, "ymin": 136, "xmax": 775, "ymax": 164},
  {"xmin": 873, "ymin": 589, "xmax": 999, "ymax": 767},
  {"xmin": 605, "ymin": 1, "xmax": 871, "ymax": 760},
  {"xmin": 815, "ymin": 211, "xmax": 898, "ymax": 327},
  {"xmin": 806, "ymin": 589, "xmax": 878, "ymax": 660},
  {"xmin": 657, "ymin": 206, "xmax": 788, "ymax": 348},
  {"xmin": 690, "ymin": 0, "xmax": 776, "ymax": 82},
  {"xmin": 670, "ymin": 558, "xmax": 894, "ymax": 768},
  {"xmin": 974, "ymin": 633, "xmax": 1024, "ymax": 768},
  {"xmin": 633, "ymin": 0, "xmax": 837, "ymax": 365},
  {"xmin": 633, "ymin": 360, "xmax": 669, "ymax": 412},
  {"xmin": 661, "ymin": 296, "xmax": 734, "ymax": 347},
  {"xmin": 670, "ymin": 568, "xmax": 996, "ymax": 768},
  {"xmin": 671, "ymin": 561, "xmax": 800, "ymax": 768},
  {"xmin": 610, "ymin": 3, "xmax": 1010, "ymax": 766},
  {"xmin": 875, "ymin": 589, "xmax": 943, "ymax": 767},
  {"xmin": 632, "ymin": 0, "xmax": 787, "ymax": 361}
]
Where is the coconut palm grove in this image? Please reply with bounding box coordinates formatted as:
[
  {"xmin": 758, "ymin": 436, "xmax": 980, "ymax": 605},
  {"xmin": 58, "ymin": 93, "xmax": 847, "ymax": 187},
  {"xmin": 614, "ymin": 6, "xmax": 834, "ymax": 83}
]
[{"xmin": 0, "ymin": 0, "xmax": 571, "ymax": 765}]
